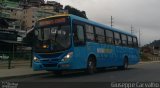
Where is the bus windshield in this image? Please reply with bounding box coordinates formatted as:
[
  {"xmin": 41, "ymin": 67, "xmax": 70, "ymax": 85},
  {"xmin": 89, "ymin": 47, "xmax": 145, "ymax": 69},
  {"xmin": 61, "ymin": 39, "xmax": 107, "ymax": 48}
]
[{"xmin": 34, "ymin": 17, "xmax": 71, "ymax": 53}]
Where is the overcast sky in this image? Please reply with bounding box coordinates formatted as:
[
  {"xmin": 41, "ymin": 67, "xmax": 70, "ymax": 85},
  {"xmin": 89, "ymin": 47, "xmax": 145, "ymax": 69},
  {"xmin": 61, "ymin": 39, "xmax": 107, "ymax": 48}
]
[{"xmin": 49, "ymin": 0, "xmax": 160, "ymax": 46}]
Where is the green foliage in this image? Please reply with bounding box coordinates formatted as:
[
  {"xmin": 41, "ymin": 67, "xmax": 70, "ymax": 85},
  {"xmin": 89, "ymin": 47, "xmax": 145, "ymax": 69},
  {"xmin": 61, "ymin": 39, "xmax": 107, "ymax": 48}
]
[
  {"xmin": 0, "ymin": 0, "xmax": 20, "ymax": 2},
  {"xmin": 140, "ymin": 53, "xmax": 151, "ymax": 61},
  {"xmin": 64, "ymin": 5, "xmax": 88, "ymax": 19},
  {"xmin": 0, "ymin": 0, "xmax": 5, "ymax": 3},
  {"xmin": 8, "ymin": 0, "xmax": 20, "ymax": 2}
]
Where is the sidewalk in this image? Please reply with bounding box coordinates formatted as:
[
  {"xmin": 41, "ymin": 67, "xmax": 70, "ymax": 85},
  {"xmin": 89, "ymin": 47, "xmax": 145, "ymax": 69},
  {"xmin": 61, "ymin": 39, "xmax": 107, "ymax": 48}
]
[
  {"xmin": 0, "ymin": 60, "xmax": 30, "ymax": 69},
  {"xmin": 139, "ymin": 60, "xmax": 160, "ymax": 64},
  {"xmin": 0, "ymin": 67, "xmax": 49, "ymax": 80}
]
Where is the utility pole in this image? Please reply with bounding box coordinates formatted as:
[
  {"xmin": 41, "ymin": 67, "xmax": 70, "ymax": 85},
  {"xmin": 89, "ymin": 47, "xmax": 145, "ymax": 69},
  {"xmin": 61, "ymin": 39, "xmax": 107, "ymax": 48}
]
[
  {"xmin": 111, "ymin": 16, "xmax": 113, "ymax": 28},
  {"xmin": 131, "ymin": 25, "xmax": 134, "ymax": 34},
  {"xmin": 139, "ymin": 28, "xmax": 141, "ymax": 47}
]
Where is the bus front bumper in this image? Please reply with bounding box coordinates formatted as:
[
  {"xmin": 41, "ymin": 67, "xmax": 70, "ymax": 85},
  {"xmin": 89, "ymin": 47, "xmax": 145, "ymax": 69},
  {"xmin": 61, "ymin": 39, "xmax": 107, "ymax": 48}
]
[{"xmin": 32, "ymin": 62, "xmax": 71, "ymax": 71}]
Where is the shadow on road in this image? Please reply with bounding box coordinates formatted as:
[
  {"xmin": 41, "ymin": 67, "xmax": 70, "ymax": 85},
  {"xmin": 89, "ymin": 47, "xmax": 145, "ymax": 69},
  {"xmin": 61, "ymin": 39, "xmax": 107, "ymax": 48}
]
[{"xmin": 41, "ymin": 67, "xmax": 136, "ymax": 79}]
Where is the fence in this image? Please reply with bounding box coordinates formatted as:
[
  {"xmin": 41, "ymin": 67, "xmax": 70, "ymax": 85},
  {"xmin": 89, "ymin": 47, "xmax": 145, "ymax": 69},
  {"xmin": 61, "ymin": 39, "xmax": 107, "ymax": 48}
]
[
  {"xmin": 0, "ymin": 49, "xmax": 33, "ymax": 69},
  {"xmin": 148, "ymin": 57, "xmax": 160, "ymax": 61}
]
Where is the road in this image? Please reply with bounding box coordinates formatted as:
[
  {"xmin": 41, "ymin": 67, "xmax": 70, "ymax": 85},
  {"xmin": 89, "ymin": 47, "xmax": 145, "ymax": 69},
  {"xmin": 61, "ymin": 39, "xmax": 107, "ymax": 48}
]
[{"xmin": 2, "ymin": 62, "xmax": 160, "ymax": 82}]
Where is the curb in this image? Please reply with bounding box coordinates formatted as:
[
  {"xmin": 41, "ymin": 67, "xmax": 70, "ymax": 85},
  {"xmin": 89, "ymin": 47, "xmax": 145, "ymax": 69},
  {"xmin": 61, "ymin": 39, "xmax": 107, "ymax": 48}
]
[
  {"xmin": 139, "ymin": 61, "xmax": 160, "ymax": 64},
  {"xmin": 0, "ymin": 72, "xmax": 50, "ymax": 80}
]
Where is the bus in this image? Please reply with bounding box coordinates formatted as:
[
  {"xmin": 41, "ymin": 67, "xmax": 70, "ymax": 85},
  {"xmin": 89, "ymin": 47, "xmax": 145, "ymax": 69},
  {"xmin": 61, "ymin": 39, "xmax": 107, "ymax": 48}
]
[{"xmin": 32, "ymin": 14, "xmax": 139, "ymax": 74}]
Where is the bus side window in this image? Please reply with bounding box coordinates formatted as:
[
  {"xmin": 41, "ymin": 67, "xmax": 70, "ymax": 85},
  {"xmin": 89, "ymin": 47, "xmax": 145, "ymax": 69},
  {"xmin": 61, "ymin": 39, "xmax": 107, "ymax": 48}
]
[
  {"xmin": 74, "ymin": 24, "xmax": 85, "ymax": 46},
  {"xmin": 85, "ymin": 24, "xmax": 95, "ymax": 42},
  {"xmin": 133, "ymin": 37, "xmax": 138, "ymax": 47},
  {"xmin": 105, "ymin": 30, "xmax": 114, "ymax": 44},
  {"xmin": 114, "ymin": 32, "xmax": 121, "ymax": 45},
  {"xmin": 128, "ymin": 36, "xmax": 133, "ymax": 47},
  {"xmin": 121, "ymin": 34, "xmax": 127, "ymax": 46},
  {"xmin": 95, "ymin": 27, "xmax": 105, "ymax": 43}
]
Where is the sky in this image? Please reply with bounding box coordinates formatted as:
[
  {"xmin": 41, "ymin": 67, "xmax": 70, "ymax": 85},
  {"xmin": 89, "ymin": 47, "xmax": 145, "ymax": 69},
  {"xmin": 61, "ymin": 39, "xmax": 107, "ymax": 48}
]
[{"xmin": 48, "ymin": 0, "xmax": 160, "ymax": 46}]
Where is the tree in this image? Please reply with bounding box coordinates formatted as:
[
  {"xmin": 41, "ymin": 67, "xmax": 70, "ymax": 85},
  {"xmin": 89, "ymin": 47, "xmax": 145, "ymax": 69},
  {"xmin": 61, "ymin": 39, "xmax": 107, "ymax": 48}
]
[
  {"xmin": 8, "ymin": 0, "xmax": 20, "ymax": 2},
  {"xmin": 64, "ymin": 5, "xmax": 87, "ymax": 19},
  {"xmin": 0, "ymin": 0, "xmax": 6, "ymax": 3}
]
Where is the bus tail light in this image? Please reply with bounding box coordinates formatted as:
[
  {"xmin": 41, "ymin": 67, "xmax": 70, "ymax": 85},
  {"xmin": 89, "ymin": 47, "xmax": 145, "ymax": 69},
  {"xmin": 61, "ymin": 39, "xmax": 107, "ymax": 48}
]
[{"xmin": 61, "ymin": 52, "xmax": 73, "ymax": 62}]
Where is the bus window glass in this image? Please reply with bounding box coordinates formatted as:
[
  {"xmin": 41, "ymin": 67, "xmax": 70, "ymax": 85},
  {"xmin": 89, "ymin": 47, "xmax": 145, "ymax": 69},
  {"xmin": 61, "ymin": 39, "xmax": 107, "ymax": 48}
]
[
  {"xmin": 77, "ymin": 25, "xmax": 85, "ymax": 42},
  {"xmin": 121, "ymin": 34, "xmax": 127, "ymax": 46},
  {"xmin": 95, "ymin": 27, "xmax": 105, "ymax": 43},
  {"xmin": 114, "ymin": 32, "xmax": 121, "ymax": 45},
  {"xmin": 37, "ymin": 29, "xmax": 42, "ymax": 41},
  {"xmin": 133, "ymin": 37, "xmax": 138, "ymax": 47},
  {"xmin": 86, "ymin": 24, "xmax": 95, "ymax": 41},
  {"xmin": 95, "ymin": 27, "xmax": 104, "ymax": 35},
  {"xmin": 57, "ymin": 26, "xmax": 70, "ymax": 48},
  {"xmin": 106, "ymin": 30, "xmax": 113, "ymax": 44},
  {"xmin": 35, "ymin": 17, "xmax": 71, "ymax": 53},
  {"xmin": 86, "ymin": 25, "xmax": 94, "ymax": 33},
  {"xmin": 43, "ymin": 28, "xmax": 50, "ymax": 40},
  {"xmin": 128, "ymin": 36, "xmax": 133, "ymax": 47},
  {"xmin": 74, "ymin": 24, "xmax": 85, "ymax": 46}
]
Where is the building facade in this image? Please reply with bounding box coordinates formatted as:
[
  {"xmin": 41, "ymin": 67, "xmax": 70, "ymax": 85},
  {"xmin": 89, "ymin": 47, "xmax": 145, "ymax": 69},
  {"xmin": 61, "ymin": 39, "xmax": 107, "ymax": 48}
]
[{"xmin": 1, "ymin": 0, "xmax": 64, "ymax": 31}]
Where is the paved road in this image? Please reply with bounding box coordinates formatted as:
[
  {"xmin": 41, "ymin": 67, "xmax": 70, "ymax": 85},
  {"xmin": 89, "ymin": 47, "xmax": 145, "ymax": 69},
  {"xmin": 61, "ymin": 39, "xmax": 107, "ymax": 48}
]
[{"xmin": 2, "ymin": 62, "xmax": 160, "ymax": 82}]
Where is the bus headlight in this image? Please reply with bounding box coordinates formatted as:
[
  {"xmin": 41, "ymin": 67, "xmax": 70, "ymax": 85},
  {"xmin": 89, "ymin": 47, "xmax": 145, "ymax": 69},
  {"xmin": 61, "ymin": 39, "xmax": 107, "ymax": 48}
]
[
  {"xmin": 33, "ymin": 56, "xmax": 40, "ymax": 62},
  {"xmin": 61, "ymin": 52, "xmax": 73, "ymax": 62}
]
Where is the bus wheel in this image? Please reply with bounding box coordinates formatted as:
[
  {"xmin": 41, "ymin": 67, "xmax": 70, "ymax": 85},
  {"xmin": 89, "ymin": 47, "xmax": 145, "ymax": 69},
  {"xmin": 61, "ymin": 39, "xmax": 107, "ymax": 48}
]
[
  {"xmin": 86, "ymin": 58, "xmax": 96, "ymax": 74},
  {"xmin": 118, "ymin": 58, "xmax": 128, "ymax": 70}
]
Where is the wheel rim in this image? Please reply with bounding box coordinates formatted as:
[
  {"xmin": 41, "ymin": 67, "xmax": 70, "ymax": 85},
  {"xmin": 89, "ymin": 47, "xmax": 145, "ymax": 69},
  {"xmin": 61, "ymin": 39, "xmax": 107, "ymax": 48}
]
[
  {"xmin": 89, "ymin": 61, "xmax": 93, "ymax": 69},
  {"xmin": 124, "ymin": 60, "xmax": 128, "ymax": 69},
  {"xmin": 88, "ymin": 60, "xmax": 95, "ymax": 73}
]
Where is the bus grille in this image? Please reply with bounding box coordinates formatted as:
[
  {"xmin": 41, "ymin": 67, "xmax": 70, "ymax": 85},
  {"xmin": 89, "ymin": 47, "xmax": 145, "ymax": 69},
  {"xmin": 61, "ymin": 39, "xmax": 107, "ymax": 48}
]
[{"xmin": 43, "ymin": 64, "xmax": 57, "ymax": 67}]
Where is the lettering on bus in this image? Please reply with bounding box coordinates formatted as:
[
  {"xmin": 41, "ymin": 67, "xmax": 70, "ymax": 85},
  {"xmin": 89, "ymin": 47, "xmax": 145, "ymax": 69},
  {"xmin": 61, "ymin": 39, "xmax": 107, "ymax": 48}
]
[
  {"xmin": 97, "ymin": 48, "xmax": 112, "ymax": 53},
  {"xmin": 51, "ymin": 28, "xmax": 66, "ymax": 35},
  {"xmin": 39, "ymin": 18, "xmax": 66, "ymax": 26}
]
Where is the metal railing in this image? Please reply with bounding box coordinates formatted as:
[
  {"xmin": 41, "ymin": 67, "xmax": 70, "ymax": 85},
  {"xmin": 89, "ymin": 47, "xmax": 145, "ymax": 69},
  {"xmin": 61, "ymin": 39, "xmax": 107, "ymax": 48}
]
[
  {"xmin": 0, "ymin": 49, "xmax": 33, "ymax": 69},
  {"xmin": 148, "ymin": 57, "xmax": 160, "ymax": 61}
]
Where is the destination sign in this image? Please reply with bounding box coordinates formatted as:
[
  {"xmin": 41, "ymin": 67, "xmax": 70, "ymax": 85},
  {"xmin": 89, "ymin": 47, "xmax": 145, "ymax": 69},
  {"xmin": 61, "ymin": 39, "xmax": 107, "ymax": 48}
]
[{"xmin": 39, "ymin": 18, "xmax": 66, "ymax": 26}]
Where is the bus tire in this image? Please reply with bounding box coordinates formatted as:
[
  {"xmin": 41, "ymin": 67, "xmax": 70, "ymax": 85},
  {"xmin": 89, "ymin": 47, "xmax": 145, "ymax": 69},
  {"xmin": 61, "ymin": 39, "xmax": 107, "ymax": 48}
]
[
  {"xmin": 118, "ymin": 58, "xmax": 128, "ymax": 70},
  {"xmin": 86, "ymin": 57, "xmax": 96, "ymax": 74}
]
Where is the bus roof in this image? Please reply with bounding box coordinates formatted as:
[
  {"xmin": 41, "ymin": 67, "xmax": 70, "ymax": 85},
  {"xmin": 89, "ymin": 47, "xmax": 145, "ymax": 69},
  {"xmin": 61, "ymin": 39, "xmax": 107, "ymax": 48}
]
[
  {"xmin": 38, "ymin": 14, "xmax": 70, "ymax": 21},
  {"xmin": 38, "ymin": 14, "xmax": 136, "ymax": 37}
]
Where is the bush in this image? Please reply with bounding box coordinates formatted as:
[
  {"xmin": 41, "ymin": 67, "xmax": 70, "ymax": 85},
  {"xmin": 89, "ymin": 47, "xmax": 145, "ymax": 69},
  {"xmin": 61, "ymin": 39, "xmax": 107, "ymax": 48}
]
[{"xmin": 140, "ymin": 53, "xmax": 151, "ymax": 61}]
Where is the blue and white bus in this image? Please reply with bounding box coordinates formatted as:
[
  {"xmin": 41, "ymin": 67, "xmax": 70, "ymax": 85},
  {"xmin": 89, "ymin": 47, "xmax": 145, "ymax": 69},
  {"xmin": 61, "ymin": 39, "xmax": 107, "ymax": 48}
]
[{"xmin": 33, "ymin": 14, "xmax": 139, "ymax": 74}]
